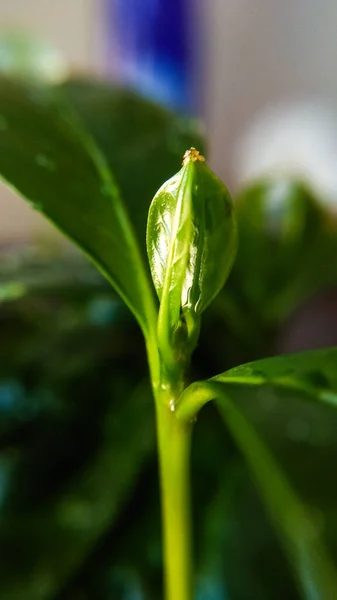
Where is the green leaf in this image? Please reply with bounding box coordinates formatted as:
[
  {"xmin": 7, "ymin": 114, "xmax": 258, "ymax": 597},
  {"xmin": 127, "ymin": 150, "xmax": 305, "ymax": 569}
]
[
  {"xmin": 0, "ymin": 77, "xmax": 157, "ymax": 337},
  {"xmin": 178, "ymin": 347, "xmax": 337, "ymax": 599},
  {"xmin": 227, "ymin": 178, "xmax": 337, "ymax": 324},
  {"xmin": 61, "ymin": 78, "xmax": 205, "ymax": 253}
]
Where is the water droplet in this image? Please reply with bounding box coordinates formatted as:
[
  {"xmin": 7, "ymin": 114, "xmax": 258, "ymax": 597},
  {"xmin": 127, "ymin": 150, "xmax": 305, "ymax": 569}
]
[
  {"xmin": 169, "ymin": 399, "xmax": 175, "ymax": 412},
  {"xmin": 0, "ymin": 115, "xmax": 8, "ymax": 132},
  {"xmin": 303, "ymin": 370, "xmax": 329, "ymax": 389},
  {"xmin": 251, "ymin": 369, "xmax": 267, "ymax": 380},
  {"xmin": 35, "ymin": 153, "xmax": 56, "ymax": 172},
  {"xmin": 230, "ymin": 364, "xmax": 255, "ymax": 377}
]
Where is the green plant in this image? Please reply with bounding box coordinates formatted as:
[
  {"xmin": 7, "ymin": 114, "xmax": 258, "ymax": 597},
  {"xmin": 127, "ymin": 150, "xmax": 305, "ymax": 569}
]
[{"xmin": 1, "ymin": 71, "xmax": 337, "ymax": 600}]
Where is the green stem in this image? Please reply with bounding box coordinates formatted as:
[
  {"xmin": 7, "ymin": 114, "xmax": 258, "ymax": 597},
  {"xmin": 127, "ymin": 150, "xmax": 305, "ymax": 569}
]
[{"xmin": 155, "ymin": 387, "xmax": 193, "ymax": 600}]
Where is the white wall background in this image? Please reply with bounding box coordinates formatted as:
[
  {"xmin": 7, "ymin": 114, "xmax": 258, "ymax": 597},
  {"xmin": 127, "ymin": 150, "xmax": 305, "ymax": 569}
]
[
  {"xmin": 2, "ymin": 0, "xmax": 337, "ymax": 241},
  {"xmin": 0, "ymin": 0, "xmax": 102, "ymax": 242},
  {"xmin": 204, "ymin": 0, "xmax": 337, "ymax": 197},
  {"xmin": 0, "ymin": 0, "xmax": 99, "ymax": 69}
]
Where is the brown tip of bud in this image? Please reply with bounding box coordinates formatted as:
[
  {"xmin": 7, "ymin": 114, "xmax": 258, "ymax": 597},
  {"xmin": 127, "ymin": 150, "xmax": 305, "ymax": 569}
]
[{"xmin": 182, "ymin": 147, "xmax": 205, "ymax": 166}]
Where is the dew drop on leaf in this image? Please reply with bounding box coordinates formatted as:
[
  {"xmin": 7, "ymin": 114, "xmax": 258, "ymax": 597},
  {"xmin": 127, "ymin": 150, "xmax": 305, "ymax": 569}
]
[{"xmin": 35, "ymin": 153, "xmax": 56, "ymax": 172}]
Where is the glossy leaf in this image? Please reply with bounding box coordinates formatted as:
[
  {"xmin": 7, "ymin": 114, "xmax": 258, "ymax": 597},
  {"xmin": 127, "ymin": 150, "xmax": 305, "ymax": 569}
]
[
  {"xmin": 0, "ymin": 77, "xmax": 157, "ymax": 337},
  {"xmin": 61, "ymin": 78, "xmax": 205, "ymax": 254},
  {"xmin": 178, "ymin": 347, "xmax": 337, "ymax": 599},
  {"xmin": 147, "ymin": 149, "xmax": 237, "ymax": 369}
]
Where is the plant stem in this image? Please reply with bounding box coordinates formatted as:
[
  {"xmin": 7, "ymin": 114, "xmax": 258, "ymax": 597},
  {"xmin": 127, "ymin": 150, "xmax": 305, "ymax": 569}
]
[{"xmin": 155, "ymin": 387, "xmax": 193, "ymax": 600}]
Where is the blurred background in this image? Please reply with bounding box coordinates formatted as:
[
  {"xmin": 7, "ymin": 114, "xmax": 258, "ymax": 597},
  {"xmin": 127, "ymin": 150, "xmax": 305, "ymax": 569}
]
[
  {"xmin": 3, "ymin": 0, "xmax": 337, "ymax": 240},
  {"xmin": 2, "ymin": 1, "xmax": 337, "ymax": 599}
]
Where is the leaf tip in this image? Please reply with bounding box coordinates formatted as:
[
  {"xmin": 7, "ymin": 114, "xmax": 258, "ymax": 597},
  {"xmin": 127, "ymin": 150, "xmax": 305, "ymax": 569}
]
[{"xmin": 182, "ymin": 147, "xmax": 205, "ymax": 166}]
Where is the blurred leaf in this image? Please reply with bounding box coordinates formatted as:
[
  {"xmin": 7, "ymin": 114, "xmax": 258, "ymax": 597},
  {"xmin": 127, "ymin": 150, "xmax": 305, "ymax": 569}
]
[
  {"xmin": 61, "ymin": 78, "xmax": 205, "ymax": 254},
  {"xmin": 179, "ymin": 347, "xmax": 337, "ymax": 600},
  {"xmin": 0, "ymin": 77, "xmax": 157, "ymax": 336},
  {"xmin": 0, "ymin": 32, "xmax": 68, "ymax": 82},
  {"xmin": 59, "ymin": 460, "xmax": 162, "ymax": 600},
  {"xmin": 224, "ymin": 178, "xmax": 337, "ymax": 328},
  {"xmin": 0, "ymin": 381, "xmax": 155, "ymax": 600},
  {"xmin": 0, "ymin": 245, "xmax": 108, "ymax": 304},
  {"xmin": 0, "ymin": 284, "xmax": 155, "ymax": 600},
  {"xmin": 198, "ymin": 459, "xmax": 302, "ymax": 600},
  {"xmin": 58, "ymin": 403, "xmax": 237, "ymax": 600}
]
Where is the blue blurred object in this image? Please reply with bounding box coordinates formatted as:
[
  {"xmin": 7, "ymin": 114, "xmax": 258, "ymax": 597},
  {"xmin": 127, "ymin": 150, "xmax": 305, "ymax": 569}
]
[
  {"xmin": 196, "ymin": 575, "xmax": 228, "ymax": 600},
  {"xmin": 0, "ymin": 379, "xmax": 24, "ymax": 412},
  {"xmin": 106, "ymin": 0, "xmax": 194, "ymax": 110},
  {"xmin": 87, "ymin": 296, "xmax": 120, "ymax": 326}
]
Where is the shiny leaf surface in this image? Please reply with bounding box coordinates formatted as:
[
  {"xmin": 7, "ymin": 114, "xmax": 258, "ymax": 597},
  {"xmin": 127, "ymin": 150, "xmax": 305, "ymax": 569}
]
[
  {"xmin": 61, "ymin": 78, "xmax": 205, "ymax": 254},
  {"xmin": 178, "ymin": 348, "xmax": 337, "ymax": 599},
  {"xmin": 0, "ymin": 77, "xmax": 156, "ymax": 336}
]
